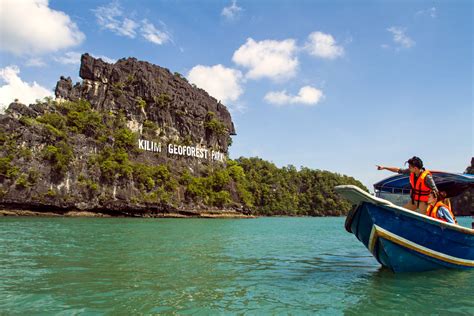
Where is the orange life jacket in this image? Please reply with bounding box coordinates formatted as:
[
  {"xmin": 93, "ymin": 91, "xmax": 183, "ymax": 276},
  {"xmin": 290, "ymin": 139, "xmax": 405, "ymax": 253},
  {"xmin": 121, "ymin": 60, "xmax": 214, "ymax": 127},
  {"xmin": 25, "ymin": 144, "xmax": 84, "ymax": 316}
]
[
  {"xmin": 410, "ymin": 169, "xmax": 431, "ymax": 203},
  {"xmin": 426, "ymin": 201, "xmax": 458, "ymax": 224}
]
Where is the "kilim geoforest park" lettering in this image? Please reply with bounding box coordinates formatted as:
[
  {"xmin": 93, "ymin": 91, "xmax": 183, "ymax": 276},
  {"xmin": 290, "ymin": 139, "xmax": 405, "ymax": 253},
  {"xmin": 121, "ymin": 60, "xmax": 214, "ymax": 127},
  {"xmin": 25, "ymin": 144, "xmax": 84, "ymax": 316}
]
[{"xmin": 138, "ymin": 139, "xmax": 225, "ymax": 162}]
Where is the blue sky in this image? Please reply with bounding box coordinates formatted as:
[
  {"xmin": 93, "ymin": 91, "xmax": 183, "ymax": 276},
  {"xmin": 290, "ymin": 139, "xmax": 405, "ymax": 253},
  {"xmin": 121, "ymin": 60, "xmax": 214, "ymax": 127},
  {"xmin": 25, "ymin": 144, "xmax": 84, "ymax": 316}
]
[{"xmin": 0, "ymin": 0, "xmax": 472, "ymax": 189}]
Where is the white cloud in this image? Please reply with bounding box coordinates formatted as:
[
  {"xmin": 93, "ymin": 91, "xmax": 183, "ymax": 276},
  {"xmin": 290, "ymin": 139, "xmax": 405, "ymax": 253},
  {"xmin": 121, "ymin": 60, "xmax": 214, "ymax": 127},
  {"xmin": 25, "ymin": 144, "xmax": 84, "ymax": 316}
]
[
  {"xmin": 229, "ymin": 101, "xmax": 248, "ymax": 113},
  {"xmin": 264, "ymin": 86, "xmax": 324, "ymax": 106},
  {"xmin": 187, "ymin": 65, "xmax": 243, "ymax": 104},
  {"xmin": 305, "ymin": 32, "xmax": 344, "ymax": 59},
  {"xmin": 222, "ymin": 0, "xmax": 243, "ymax": 20},
  {"xmin": 0, "ymin": 0, "xmax": 85, "ymax": 55},
  {"xmin": 25, "ymin": 58, "xmax": 46, "ymax": 67},
  {"xmin": 94, "ymin": 3, "xmax": 172, "ymax": 45},
  {"xmin": 141, "ymin": 20, "xmax": 171, "ymax": 45},
  {"xmin": 93, "ymin": 2, "xmax": 138, "ymax": 38},
  {"xmin": 93, "ymin": 55, "xmax": 116, "ymax": 64},
  {"xmin": 387, "ymin": 27, "xmax": 415, "ymax": 49},
  {"xmin": 0, "ymin": 66, "xmax": 53, "ymax": 112},
  {"xmin": 54, "ymin": 51, "xmax": 82, "ymax": 65},
  {"xmin": 232, "ymin": 38, "xmax": 298, "ymax": 81},
  {"xmin": 121, "ymin": 18, "xmax": 139, "ymax": 37},
  {"xmin": 54, "ymin": 52, "xmax": 116, "ymax": 65},
  {"xmin": 416, "ymin": 7, "xmax": 437, "ymax": 18}
]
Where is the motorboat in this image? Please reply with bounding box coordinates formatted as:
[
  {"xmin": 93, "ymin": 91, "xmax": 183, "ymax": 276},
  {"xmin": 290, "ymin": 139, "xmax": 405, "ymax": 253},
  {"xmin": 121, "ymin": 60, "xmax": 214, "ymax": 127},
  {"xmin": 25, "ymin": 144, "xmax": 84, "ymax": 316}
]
[{"xmin": 335, "ymin": 172, "xmax": 474, "ymax": 272}]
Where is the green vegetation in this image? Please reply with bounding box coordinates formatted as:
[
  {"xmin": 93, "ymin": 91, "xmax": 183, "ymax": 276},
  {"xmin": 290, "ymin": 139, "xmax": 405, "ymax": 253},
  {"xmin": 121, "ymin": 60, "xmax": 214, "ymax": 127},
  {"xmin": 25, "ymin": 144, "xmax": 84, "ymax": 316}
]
[
  {"xmin": 142, "ymin": 120, "xmax": 159, "ymax": 137},
  {"xmin": 182, "ymin": 135, "xmax": 192, "ymax": 146},
  {"xmin": 42, "ymin": 141, "xmax": 73, "ymax": 176},
  {"xmin": 19, "ymin": 148, "xmax": 32, "ymax": 160},
  {"xmin": 113, "ymin": 82, "xmax": 125, "ymax": 90},
  {"xmin": 15, "ymin": 174, "xmax": 29, "ymax": 189},
  {"xmin": 136, "ymin": 97, "xmax": 147, "ymax": 109},
  {"xmin": 0, "ymin": 157, "xmax": 19, "ymax": 179},
  {"xmin": 126, "ymin": 74, "xmax": 135, "ymax": 84},
  {"xmin": 43, "ymin": 141, "xmax": 73, "ymax": 176},
  {"xmin": 132, "ymin": 163, "xmax": 173, "ymax": 191},
  {"xmin": 67, "ymin": 108, "xmax": 104, "ymax": 136},
  {"xmin": 111, "ymin": 82, "xmax": 125, "ymax": 97},
  {"xmin": 46, "ymin": 188, "xmax": 56, "ymax": 197},
  {"xmin": 179, "ymin": 167, "xmax": 234, "ymax": 207},
  {"xmin": 180, "ymin": 157, "xmax": 366, "ymax": 215},
  {"xmin": 237, "ymin": 158, "xmax": 364, "ymax": 215},
  {"xmin": 114, "ymin": 128, "xmax": 137, "ymax": 151},
  {"xmin": 0, "ymin": 133, "xmax": 23, "ymax": 180},
  {"xmin": 0, "ymin": 131, "xmax": 6, "ymax": 145},
  {"xmin": 37, "ymin": 112, "xmax": 68, "ymax": 139},
  {"xmin": 12, "ymin": 169, "xmax": 40, "ymax": 189},
  {"xmin": 62, "ymin": 100, "xmax": 105, "ymax": 136},
  {"xmin": 34, "ymin": 99, "xmax": 106, "ymax": 139},
  {"xmin": 27, "ymin": 168, "xmax": 40, "ymax": 185},
  {"xmin": 154, "ymin": 93, "xmax": 172, "ymax": 108},
  {"xmin": 96, "ymin": 148, "xmax": 133, "ymax": 182},
  {"xmin": 37, "ymin": 112, "xmax": 66, "ymax": 130},
  {"xmin": 204, "ymin": 112, "xmax": 227, "ymax": 135},
  {"xmin": 19, "ymin": 116, "xmax": 37, "ymax": 126},
  {"xmin": 43, "ymin": 96, "xmax": 55, "ymax": 105},
  {"xmin": 78, "ymin": 174, "xmax": 99, "ymax": 192},
  {"xmin": 1, "ymin": 98, "xmax": 367, "ymax": 216},
  {"xmin": 174, "ymin": 72, "xmax": 188, "ymax": 82},
  {"xmin": 141, "ymin": 187, "xmax": 172, "ymax": 204}
]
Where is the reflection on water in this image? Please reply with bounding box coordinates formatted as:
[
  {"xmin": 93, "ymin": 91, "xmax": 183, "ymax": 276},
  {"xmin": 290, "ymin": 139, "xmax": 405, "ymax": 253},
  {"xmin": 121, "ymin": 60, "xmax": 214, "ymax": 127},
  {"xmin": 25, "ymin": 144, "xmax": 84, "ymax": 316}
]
[{"xmin": 0, "ymin": 216, "xmax": 472, "ymax": 314}]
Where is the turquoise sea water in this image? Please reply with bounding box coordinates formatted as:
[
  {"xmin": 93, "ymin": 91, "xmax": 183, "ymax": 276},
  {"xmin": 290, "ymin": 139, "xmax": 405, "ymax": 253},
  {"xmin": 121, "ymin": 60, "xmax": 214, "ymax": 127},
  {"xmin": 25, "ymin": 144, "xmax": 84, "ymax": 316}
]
[{"xmin": 0, "ymin": 216, "xmax": 473, "ymax": 315}]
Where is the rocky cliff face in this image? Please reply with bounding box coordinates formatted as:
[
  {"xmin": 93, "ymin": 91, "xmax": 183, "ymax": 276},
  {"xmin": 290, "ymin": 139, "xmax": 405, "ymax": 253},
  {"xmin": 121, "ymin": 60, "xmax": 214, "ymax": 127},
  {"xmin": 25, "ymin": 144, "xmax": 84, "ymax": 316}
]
[
  {"xmin": 56, "ymin": 53, "xmax": 235, "ymax": 151},
  {"xmin": 0, "ymin": 54, "xmax": 244, "ymax": 217}
]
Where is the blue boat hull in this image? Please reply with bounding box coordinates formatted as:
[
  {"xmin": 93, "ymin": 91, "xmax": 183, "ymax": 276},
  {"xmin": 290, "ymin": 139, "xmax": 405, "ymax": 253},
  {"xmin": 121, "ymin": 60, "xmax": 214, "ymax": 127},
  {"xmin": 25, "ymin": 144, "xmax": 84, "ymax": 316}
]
[{"xmin": 346, "ymin": 202, "xmax": 474, "ymax": 273}]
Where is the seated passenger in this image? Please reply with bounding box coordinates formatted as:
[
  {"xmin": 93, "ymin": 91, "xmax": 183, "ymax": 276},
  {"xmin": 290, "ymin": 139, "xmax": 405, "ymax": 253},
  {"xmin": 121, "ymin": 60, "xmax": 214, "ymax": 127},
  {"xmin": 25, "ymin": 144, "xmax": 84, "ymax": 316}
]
[{"xmin": 426, "ymin": 191, "xmax": 457, "ymax": 224}]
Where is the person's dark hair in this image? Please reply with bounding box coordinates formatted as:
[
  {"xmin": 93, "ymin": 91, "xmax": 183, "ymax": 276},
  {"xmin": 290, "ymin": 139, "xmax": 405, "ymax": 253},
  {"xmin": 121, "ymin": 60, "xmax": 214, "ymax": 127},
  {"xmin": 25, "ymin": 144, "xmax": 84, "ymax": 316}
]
[
  {"xmin": 437, "ymin": 191, "xmax": 447, "ymax": 202},
  {"xmin": 429, "ymin": 190, "xmax": 447, "ymax": 202},
  {"xmin": 406, "ymin": 156, "xmax": 423, "ymax": 169}
]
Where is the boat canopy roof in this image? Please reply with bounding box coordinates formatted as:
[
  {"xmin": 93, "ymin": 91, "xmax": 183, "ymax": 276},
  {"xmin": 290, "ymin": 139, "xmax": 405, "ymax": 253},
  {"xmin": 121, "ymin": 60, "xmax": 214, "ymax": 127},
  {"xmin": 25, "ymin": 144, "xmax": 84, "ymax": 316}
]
[{"xmin": 374, "ymin": 171, "xmax": 474, "ymax": 198}]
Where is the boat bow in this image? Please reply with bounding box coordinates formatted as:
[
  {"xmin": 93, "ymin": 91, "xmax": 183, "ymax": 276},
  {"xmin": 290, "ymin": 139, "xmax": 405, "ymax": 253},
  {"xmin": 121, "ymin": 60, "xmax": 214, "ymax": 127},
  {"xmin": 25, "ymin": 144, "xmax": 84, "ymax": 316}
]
[{"xmin": 336, "ymin": 185, "xmax": 474, "ymax": 272}]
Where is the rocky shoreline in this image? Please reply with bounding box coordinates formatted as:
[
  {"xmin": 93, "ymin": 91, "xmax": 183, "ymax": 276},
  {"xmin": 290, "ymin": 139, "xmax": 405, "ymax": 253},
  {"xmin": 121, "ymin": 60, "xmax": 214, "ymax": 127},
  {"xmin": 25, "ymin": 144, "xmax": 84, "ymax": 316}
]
[{"xmin": 0, "ymin": 208, "xmax": 255, "ymax": 218}]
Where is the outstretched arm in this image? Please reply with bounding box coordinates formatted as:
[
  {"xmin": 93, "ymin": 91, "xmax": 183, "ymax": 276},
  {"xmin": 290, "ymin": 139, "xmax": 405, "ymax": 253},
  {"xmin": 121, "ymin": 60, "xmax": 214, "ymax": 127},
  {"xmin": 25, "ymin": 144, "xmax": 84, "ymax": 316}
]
[{"xmin": 376, "ymin": 165, "xmax": 401, "ymax": 173}]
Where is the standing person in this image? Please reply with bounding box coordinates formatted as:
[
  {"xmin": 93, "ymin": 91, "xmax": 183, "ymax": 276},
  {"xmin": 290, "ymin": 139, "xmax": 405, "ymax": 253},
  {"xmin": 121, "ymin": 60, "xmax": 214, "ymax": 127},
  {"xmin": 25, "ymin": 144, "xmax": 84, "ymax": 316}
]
[
  {"xmin": 426, "ymin": 191, "xmax": 457, "ymax": 224},
  {"xmin": 376, "ymin": 156, "xmax": 439, "ymax": 214}
]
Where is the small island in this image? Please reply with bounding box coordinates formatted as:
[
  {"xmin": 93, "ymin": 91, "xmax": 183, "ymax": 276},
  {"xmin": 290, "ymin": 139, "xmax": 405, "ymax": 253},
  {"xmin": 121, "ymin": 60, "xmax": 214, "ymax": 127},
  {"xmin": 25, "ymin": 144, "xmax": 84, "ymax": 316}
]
[{"xmin": 0, "ymin": 53, "xmax": 386, "ymax": 218}]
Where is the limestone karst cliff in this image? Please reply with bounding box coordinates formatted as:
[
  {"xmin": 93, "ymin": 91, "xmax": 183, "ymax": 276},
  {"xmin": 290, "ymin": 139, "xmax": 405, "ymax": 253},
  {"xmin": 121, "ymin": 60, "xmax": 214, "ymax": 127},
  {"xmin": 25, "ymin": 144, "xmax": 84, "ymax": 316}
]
[{"xmin": 0, "ymin": 54, "xmax": 242, "ymax": 217}]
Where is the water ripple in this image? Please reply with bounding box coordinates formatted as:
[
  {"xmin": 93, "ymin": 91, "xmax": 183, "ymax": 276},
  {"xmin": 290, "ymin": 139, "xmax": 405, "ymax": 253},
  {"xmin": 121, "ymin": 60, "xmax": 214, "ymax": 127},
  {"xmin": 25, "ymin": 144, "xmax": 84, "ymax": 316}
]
[{"xmin": 0, "ymin": 216, "xmax": 473, "ymax": 314}]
